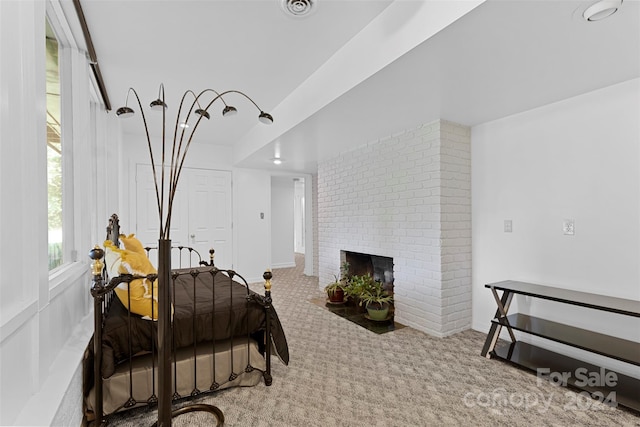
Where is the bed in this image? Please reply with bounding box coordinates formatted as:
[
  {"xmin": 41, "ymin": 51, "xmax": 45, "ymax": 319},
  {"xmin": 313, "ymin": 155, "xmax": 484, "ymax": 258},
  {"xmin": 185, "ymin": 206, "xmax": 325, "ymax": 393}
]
[{"xmin": 83, "ymin": 214, "xmax": 289, "ymax": 424}]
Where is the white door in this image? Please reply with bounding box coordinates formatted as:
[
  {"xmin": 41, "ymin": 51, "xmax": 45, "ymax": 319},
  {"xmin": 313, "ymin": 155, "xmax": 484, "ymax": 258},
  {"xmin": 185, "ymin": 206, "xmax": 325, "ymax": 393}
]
[
  {"xmin": 135, "ymin": 165, "xmax": 232, "ymax": 269},
  {"xmin": 187, "ymin": 169, "xmax": 232, "ymax": 269}
]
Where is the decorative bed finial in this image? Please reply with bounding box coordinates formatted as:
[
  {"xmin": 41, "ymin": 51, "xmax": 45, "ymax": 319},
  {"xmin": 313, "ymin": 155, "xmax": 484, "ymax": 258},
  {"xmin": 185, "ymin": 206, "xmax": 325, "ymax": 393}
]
[
  {"xmin": 107, "ymin": 214, "xmax": 120, "ymax": 246},
  {"xmin": 263, "ymin": 270, "xmax": 272, "ymax": 292},
  {"xmin": 89, "ymin": 245, "xmax": 105, "ymax": 277}
]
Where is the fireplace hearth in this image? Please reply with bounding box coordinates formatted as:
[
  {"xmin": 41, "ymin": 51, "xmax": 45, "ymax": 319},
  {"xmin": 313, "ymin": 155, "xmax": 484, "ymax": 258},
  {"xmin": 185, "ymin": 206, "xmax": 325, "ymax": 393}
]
[{"xmin": 312, "ymin": 251, "xmax": 402, "ymax": 334}]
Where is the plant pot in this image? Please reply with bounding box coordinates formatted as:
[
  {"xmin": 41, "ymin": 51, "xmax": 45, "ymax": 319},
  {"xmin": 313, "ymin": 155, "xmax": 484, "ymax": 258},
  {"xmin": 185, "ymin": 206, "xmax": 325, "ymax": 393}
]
[
  {"xmin": 347, "ymin": 295, "xmax": 367, "ymax": 313},
  {"xmin": 366, "ymin": 302, "xmax": 390, "ymax": 321},
  {"xmin": 327, "ymin": 288, "xmax": 344, "ymax": 303}
]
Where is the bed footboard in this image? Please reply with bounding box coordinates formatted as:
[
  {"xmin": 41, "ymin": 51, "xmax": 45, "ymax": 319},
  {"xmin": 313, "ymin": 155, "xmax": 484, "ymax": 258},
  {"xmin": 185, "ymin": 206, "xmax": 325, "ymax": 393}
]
[
  {"xmin": 88, "ymin": 246, "xmax": 107, "ymax": 426},
  {"xmin": 249, "ymin": 270, "xmax": 274, "ymax": 386},
  {"xmin": 85, "ymin": 239, "xmax": 286, "ymax": 424}
]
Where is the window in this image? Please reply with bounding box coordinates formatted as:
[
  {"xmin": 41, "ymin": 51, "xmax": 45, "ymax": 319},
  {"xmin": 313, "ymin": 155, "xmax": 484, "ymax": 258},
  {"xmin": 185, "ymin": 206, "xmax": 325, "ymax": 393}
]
[{"xmin": 46, "ymin": 19, "xmax": 62, "ymax": 270}]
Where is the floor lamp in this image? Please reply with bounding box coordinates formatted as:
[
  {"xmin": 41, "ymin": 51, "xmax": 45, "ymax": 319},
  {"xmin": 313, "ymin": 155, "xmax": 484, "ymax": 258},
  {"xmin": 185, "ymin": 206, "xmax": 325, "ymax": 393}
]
[{"xmin": 115, "ymin": 84, "xmax": 273, "ymax": 426}]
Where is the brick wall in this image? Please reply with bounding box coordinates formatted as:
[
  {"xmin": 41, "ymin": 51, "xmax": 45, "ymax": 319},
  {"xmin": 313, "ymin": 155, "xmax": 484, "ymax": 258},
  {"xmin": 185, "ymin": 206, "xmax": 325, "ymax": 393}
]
[
  {"xmin": 312, "ymin": 173, "xmax": 319, "ymax": 276},
  {"xmin": 317, "ymin": 120, "xmax": 471, "ymax": 337}
]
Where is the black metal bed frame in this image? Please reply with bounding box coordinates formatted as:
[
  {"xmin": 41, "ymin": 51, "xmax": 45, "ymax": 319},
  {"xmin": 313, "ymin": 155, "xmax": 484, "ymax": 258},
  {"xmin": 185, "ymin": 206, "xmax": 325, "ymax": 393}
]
[{"xmin": 86, "ymin": 214, "xmax": 274, "ymax": 426}]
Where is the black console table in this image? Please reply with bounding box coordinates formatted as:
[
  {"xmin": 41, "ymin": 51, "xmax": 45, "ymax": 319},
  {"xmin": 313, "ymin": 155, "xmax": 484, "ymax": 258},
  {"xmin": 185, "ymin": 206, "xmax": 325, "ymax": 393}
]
[{"xmin": 481, "ymin": 280, "xmax": 640, "ymax": 412}]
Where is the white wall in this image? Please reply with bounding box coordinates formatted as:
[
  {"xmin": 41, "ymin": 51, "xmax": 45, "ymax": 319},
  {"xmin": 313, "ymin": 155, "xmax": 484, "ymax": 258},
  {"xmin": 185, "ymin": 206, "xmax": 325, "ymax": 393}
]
[
  {"xmin": 472, "ymin": 78, "xmax": 640, "ymax": 375},
  {"xmin": 271, "ymin": 177, "xmax": 295, "ymax": 268},
  {"xmin": 0, "ymin": 1, "xmax": 118, "ymax": 425},
  {"xmin": 233, "ymin": 168, "xmax": 271, "ymax": 282},
  {"xmin": 311, "ymin": 174, "xmax": 319, "ymax": 276}
]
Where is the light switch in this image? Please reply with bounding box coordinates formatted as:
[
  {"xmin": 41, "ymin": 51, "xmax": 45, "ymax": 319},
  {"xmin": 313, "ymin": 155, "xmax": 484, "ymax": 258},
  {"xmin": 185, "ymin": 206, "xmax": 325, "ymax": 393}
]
[
  {"xmin": 504, "ymin": 220, "xmax": 512, "ymax": 233},
  {"xmin": 260, "ymin": 212, "xmax": 264, "ymax": 219}
]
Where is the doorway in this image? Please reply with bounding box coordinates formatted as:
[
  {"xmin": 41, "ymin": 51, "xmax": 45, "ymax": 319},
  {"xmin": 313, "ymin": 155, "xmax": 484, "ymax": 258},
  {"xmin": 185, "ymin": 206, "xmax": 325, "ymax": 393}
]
[{"xmin": 270, "ymin": 175, "xmax": 312, "ymax": 274}]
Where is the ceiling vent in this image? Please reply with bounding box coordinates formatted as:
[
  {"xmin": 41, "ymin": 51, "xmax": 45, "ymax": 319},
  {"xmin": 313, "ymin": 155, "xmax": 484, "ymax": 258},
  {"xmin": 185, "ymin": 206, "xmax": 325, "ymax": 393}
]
[{"xmin": 281, "ymin": 0, "xmax": 316, "ymax": 18}]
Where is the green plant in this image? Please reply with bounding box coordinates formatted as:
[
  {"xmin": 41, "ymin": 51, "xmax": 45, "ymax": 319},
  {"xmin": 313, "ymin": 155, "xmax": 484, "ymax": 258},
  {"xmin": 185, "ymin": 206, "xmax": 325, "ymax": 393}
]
[
  {"xmin": 340, "ymin": 261, "xmax": 350, "ymax": 280},
  {"xmin": 344, "ymin": 274, "xmax": 377, "ymax": 300},
  {"xmin": 325, "ymin": 262, "xmax": 352, "ymax": 295},
  {"xmin": 324, "ymin": 273, "xmax": 346, "ymax": 295},
  {"xmin": 359, "ymin": 280, "xmax": 393, "ymax": 308}
]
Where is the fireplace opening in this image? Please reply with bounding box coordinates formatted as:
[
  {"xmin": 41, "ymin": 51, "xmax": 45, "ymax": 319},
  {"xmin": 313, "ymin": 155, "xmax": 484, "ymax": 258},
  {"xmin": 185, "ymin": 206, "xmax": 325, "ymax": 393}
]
[
  {"xmin": 341, "ymin": 251, "xmax": 394, "ymax": 294},
  {"xmin": 312, "ymin": 250, "xmax": 403, "ymax": 334}
]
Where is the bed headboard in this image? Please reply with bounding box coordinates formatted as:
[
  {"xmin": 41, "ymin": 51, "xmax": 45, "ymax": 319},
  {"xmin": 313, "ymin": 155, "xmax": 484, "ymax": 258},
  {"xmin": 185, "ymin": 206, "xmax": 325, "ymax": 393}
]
[
  {"xmin": 106, "ymin": 214, "xmax": 120, "ymax": 247},
  {"xmin": 103, "ymin": 213, "xmax": 213, "ymax": 267}
]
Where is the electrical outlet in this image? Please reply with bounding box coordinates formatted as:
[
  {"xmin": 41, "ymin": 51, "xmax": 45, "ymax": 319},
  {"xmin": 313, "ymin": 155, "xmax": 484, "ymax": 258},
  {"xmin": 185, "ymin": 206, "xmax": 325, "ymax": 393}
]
[
  {"xmin": 504, "ymin": 219, "xmax": 513, "ymax": 233},
  {"xmin": 563, "ymin": 219, "xmax": 575, "ymax": 235}
]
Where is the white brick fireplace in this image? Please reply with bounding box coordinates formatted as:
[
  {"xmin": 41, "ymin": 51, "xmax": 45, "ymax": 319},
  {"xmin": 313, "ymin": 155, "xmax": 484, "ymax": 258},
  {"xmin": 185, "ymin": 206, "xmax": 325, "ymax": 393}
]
[{"xmin": 317, "ymin": 120, "xmax": 471, "ymax": 337}]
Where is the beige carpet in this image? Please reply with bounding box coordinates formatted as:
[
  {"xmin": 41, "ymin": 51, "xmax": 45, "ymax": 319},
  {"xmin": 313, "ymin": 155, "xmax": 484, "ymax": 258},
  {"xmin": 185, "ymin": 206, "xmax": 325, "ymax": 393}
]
[{"xmin": 107, "ymin": 254, "xmax": 639, "ymax": 426}]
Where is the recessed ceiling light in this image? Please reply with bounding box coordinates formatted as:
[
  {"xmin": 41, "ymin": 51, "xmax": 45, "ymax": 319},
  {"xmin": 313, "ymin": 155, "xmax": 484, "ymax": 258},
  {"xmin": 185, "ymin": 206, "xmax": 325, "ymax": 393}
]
[{"xmin": 583, "ymin": 0, "xmax": 623, "ymax": 21}]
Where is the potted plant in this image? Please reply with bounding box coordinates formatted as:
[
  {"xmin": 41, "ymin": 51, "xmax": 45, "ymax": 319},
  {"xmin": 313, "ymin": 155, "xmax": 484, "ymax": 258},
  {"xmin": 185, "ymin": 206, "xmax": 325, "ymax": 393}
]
[
  {"xmin": 324, "ymin": 273, "xmax": 346, "ymax": 303},
  {"xmin": 344, "ymin": 273, "xmax": 377, "ymax": 311},
  {"xmin": 360, "ymin": 281, "xmax": 393, "ymax": 321},
  {"xmin": 324, "ymin": 262, "xmax": 351, "ymax": 304}
]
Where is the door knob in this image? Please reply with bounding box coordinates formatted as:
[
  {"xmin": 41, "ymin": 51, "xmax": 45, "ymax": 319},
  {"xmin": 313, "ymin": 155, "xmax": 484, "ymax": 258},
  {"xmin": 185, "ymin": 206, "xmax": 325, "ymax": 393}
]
[{"xmin": 190, "ymin": 234, "xmax": 195, "ymax": 239}]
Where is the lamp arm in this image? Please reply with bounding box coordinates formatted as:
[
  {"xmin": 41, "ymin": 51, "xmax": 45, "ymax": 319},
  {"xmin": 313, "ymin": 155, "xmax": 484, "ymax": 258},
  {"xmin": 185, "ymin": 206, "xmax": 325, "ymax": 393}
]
[
  {"xmin": 165, "ymin": 90, "xmax": 241, "ymax": 234},
  {"xmin": 163, "ymin": 89, "xmax": 204, "ymax": 237},
  {"xmin": 161, "ymin": 88, "xmax": 268, "ymax": 238},
  {"xmin": 219, "ymin": 89, "xmax": 263, "ymax": 111},
  {"xmin": 169, "ymin": 89, "xmax": 202, "ymax": 192},
  {"xmin": 126, "ymin": 87, "xmax": 162, "ymax": 233},
  {"xmin": 177, "ymin": 90, "xmax": 267, "ymax": 183},
  {"xmin": 196, "ymin": 88, "xmax": 231, "ymax": 107},
  {"xmin": 166, "ymin": 88, "xmax": 229, "ymax": 233},
  {"xmin": 172, "ymin": 90, "xmax": 240, "ymax": 185}
]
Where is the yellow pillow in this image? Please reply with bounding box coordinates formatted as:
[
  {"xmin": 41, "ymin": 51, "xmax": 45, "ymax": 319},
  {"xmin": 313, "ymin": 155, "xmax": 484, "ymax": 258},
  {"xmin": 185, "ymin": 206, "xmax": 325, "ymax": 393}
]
[
  {"xmin": 105, "ymin": 238, "xmax": 160, "ymax": 321},
  {"xmin": 119, "ymin": 233, "xmax": 147, "ymax": 256},
  {"xmin": 103, "ymin": 240, "xmax": 126, "ymax": 278}
]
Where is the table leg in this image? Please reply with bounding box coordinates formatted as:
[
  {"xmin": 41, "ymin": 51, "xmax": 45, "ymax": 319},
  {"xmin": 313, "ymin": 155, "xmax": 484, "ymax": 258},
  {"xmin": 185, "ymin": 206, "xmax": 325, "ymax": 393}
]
[{"xmin": 481, "ymin": 288, "xmax": 515, "ymax": 358}]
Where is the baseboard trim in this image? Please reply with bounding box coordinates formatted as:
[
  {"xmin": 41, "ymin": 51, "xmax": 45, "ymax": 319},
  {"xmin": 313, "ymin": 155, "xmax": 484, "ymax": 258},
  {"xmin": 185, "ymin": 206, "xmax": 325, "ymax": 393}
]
[{"xmin": 271, "ymin": 262, "xmax": 296, "ymax": 269}]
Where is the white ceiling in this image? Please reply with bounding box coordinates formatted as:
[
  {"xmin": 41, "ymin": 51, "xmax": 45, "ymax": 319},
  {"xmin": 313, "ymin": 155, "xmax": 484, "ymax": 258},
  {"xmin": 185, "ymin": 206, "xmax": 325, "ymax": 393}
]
[{"xmin": 76, "ymin": 0, "xmax": 640, "ymax": 174}]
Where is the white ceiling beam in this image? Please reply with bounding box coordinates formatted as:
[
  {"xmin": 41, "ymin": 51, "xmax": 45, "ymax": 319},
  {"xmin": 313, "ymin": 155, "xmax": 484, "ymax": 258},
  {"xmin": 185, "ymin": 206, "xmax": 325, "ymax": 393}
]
[{"xmin": 233, "ymin": 0, "xmax": 485, "ymax": 165}]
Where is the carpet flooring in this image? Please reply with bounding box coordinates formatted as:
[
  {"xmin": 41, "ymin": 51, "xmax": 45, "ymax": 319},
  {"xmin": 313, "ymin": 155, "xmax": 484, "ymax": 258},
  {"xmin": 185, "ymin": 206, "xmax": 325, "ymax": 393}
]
[{"xmin": 107, "ymin": 255, "xmax": 639, "ymax": 426}]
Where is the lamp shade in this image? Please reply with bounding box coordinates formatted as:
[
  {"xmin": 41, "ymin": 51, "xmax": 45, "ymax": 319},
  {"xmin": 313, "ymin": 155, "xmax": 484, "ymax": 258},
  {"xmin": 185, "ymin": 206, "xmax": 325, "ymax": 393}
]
[
  {"xmin": 150, "ymin": 99, "xmax": 167, "ymax": 110},
  {"xmin": 116, "ymin": 106, "xmax": 135, "ymax": 118},
  {"xmin": 258, "ymin": 111, "xmax": 274, "ymax": 124},
  {"xmin": 222, "ymin": 105, "xmax": 237, "ymax": 117},
  {"xmin": 195, "ymin": 108, "xmax": 210, "ymax": 120}
]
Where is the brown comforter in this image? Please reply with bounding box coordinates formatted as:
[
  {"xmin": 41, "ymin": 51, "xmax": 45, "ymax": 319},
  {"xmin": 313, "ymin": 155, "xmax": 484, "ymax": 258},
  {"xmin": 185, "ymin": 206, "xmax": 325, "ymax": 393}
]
[{"xmin": 98, "ymin": 267, "xmax": 289, "ymax": 378}]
